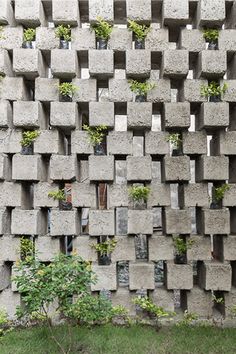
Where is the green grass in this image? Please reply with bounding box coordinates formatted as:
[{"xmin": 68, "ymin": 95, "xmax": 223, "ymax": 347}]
[{"xmin": 1, "ymin": 324, "xmax": 236, "ymax": 354}]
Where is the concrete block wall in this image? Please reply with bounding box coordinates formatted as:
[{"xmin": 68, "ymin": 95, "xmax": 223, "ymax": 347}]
[{"xmin": 0, "ymin": 0, "xmax": 236, "ymax": 322}]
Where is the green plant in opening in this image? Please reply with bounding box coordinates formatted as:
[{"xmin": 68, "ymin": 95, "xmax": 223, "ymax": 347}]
[
  {"xmin": 166, "ymin": 133, "xmax": 182, "ymax": 149},
  {"xmin": 177, "ymin": 310, "xmax": 199, "ymax": 327},
  {"xmin": 20, "ymin": 238, "xmax": 35, "ymax": 261},
  {"xmin": 128, "ymin": 79, "xmax": 156, "ymax": 96},
  {"xmin": 128, "ymin": 20, "xmax": 151, "ymax": 41},
  {"xmin": 91, "ymin": 17, "xmax": 113, "ymax": 40},
  {"xmin": 23, "ymin": 28, "xmax": 36, "ymax": 42},
  {"xmin": 55, "ymin": 24, "xmax": 71, "ymax": 41},
  {"xmin": 213, "ymin": 184, "xmax": 230, "ymax": 202},
  {"xmin": 83, "ymin": 125, "xmax": 107, "ymax": 146},
  {"xmin": 133, "ymin": 296, "xmax": 173, "ymax": 319},
  {"xmin": 20, "ymin": 130, "xmax": 40, "ymax": 147},
  {"xmin": 48, "ymin": 189, "xmax": 66, "ymax": 201},
  {"xmin": 58, "ymin": 82, "xmax": 78, "ymax": 97},
  {"xmin": 203, "ymin": 29, "xmax": 219, "ymax": 42},
  {"xmin": 173, "ymin": 236, "xmax": 194, "ymax": 255},
  {"xmin": 91, "ymin": 239, "xmax": 117, "ymax": 257},
  {"xmin": 129, "ymin": 185, "xmax": 150, "ymax": 202},
  {"xmin": 200, "ymin": 81, "xmax": 228, "ymax": 98}
]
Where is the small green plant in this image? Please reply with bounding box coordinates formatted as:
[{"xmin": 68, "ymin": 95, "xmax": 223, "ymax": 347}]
[
  {"xmin": 203, "ymin": 29, "xmax": 219, "ymax": 42},
  {"xmin": 58, "ymin": 82, "xmax": 78, "ymax": 97},
  {"xmin": 177, "ymin": 310, "xmax": 199, "ymax": 327},
  {"xmin": 20, "ymin": 238, "xmax": 35, "ymax": 261},
  {"xmin": 20, "ymin": 130, "xmax": 40, "ymax": 147},
  {"xmin": 167, "ymin": 133, "xmax": 182, "ymax": 149},
  {"xmin": 0, "ymin": 309, "xmax": 11, "ymax": 338},
  {"xmin": 173, "ymin": 236, "xmax": 194, "ymax": 255},
  {"xmin": 91, "ymin": 238, "xmax": 117, "ymax": 257},
  {"xmin": 128, "ymin": 79, "xmax": 156, "ymax": 96},
  {"xmin": 91, "ymin": 17, "xmax": 113, "ymax": 40},
  {"xmin": 55, "ymin": 24, "xmax": 71, "ymax": 41},
  {"xmin": 83, "ymin": 125, "xmax": 107, "ymax": 146},
  {"xmin": 133, "ymin": 296, "xmax": 173, "ymax": 319},
  {"xmin": 213, "ymin": 184, "xmax": 230, "ymax": 202},
  {"xmin": 48, "ymin": 189, "xmax": 66, "ymax": 201},
  {"xmin": 129, "ymin": 185, "xmax": 150, "ymax": 202},
  {"xmin": 23, "ymin": 28, "xmax": 36, "ymax": 42},
  {"xmin": 200, "ymin": 81, "xmax": 228, "ymax": 98},
  {"xmin": 128, "ymin": 20, "xmax": 151, "ymax": 41},
  {"xmin": 212, "ymin": 294, "xmax": 224, "ymax": 305}
]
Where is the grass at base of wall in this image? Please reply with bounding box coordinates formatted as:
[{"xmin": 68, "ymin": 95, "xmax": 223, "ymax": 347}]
[{"xmin": 1, "ymin": 324, "xmax": 236, "ymax": 354}]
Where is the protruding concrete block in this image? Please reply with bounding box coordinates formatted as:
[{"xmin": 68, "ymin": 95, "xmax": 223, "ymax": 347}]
[
  {"xmin": 179, "ymin": 183, "xmax": 209, "ymax": 208},
  {"xmin": 162, "ymin": 50, "xmax": 189, "ymax": 78},
  {"xmin": 50, "ymin": 102, "xmax": 78, "ymax": 128},
  {"xmin": 112, "ymin": 287, "xmax": 136, "ymax": 316},
  {"xmin": 89, "ymin": 50, "xmax": 114, "ymax": 77},
  {"xmin": 180, "ymin": 79, "xmax": 208, "ymax": 102},
  {"xmin": 11, "ymin": 209, "xmax": 45, "ymax": 235},
  {"xmin": 163, "ymin": 156, "xmax": 191, "ymax": 182},
  {"xmin": 164, "ymin": 208, "xmax": 192, "ymax": 235},
  {"xmin": 112, "ymin": 236, "xmax": 136, "ymax": 262},
  {"xmin": 147, "ymin": 183, "xmax": 171, "ymax": 207},
  {"xmin": 13, "ymin": 101, "xmax": 45, "ymax": 128},
  {"xmin": 0, "ymin": 153, "xmax": 9, "ymax": 180},
  {"xmin": 0, "ymin": 236, "xmax": 20, "ymax": 262},
  {"xmin": 129, "ymin": 263, "xmax": 155, "ymax": 290},
  {"xmin": 198, "ymin": 102, "xmax": 229, "ymax": 129},
  {"xmin": 199, "ymin": 208, "xmax": 230, "ymax": 235},
  {"xmin": 0, "ymin": 48, "xmax": 13, "ymax": 76},
  {"xmin": 146, "ymin": 27, "xmax": 169, "ymax": 51},
  {"xmin": 187, "ymin": 235, "xmax": 211, "ymax": 261},
  {"xmin": 182, "ymin": 131, "xmax": 207, "ymax": 155},
  {"xmin": 197, "ymin": 0, "xmax": 225, "ymax": 27},
  {"xmin": 128, "ymin": 210, "xmax": 153, "ymax": 234},
  {"xmin": 127, "ymin": 156, "xmax": 152, "ymax": 181},
  {"xmin": 109, "ymin": 184, "xmax": 129, "ymax": 207},
  {"xmin": 91, "ymin": 264, "xmax": 117, "ymax": 291},
  {"xmin": 35, "ymin": 78, "xmax": 60, "ymax": 102},
  {"xmin": 52, "ymin": 0, "xmax": 80, "ymax": 25},
  {"xmin": 12, "ymin": 155, "xmax": 43, "ymax": 181},
  {"xmin": 149, "ymin": 236, "xmax": 174, "ymax": 261},
  {"xmin": 13, "ymin": 49, "xmax": 46, "ymax": 79},
  {"xmin": 223, "ymin": 236, "xmax": 236, "ymax": 261},
  {"xmin": 50, "ymin": 155, "xmax": 77, "ymax": 181},
  {"xmin": 0, "ymin": 0, "xmax": 14, "ymax": 25},
  {"xmin": 51, "ymin": 49, "xmax": 79, "ymax": 78},
  {"xmin": 218, "ymin": 31, "xmax": 236, "ymax": 53},
  {"xmin": 126, "ymin": 50, "xmax": 151, "ymax": 78},
  {"xmin": 0, "ymin": 77, "xmax": 29, "ymax": 101},
  {"xmin": 72, "ymin": 79, "xmax": 97, "ymax": 102},
  {"xmin": 126, "ymin": 0, "xmax": 151, "ymax": 22},
  {"xmin": 163, "ymin": 102, "xmax": 190, "ymax": 129},
  {"xmin": 108, "ymin": 28, "xmax": 132, "ymax": 51},
  {"xmin": 107, "ymin": 132, "xmax": 133, "ymax": 156},
  {"xmin": 89, "ymin": 0, "xmax": 114, "ymax": 22},
  {"xmin": 108, "ymin": 79, "xmax": 133, "ymax": 102},
  {"xmin": 0, "ymin": 182, "xmax": 21, "ymax": 207},
  {"xmin": 71, "ymin": 131, "xmax": 94, "ymax": 155},
  {"xmin": 221, "ymin": 80, "xmax": 236, "ymax": 102},
  {"xmin": 196, "ymin": 156, "xmax": 229, "ymax": 181},
  {"xmin": 35, "ymin": 236, "xmax": 61, "ymax": 262},
  {"xmin": 71, "ymin": 28, "xmax": 96, "ymax": 51},
  {"xmin": 0, "ymin": 289, "xmax": 21, "ymax": 319},
  {"xmin": 0, "ymin": 26, "xmax": 23, "ymax": 50},
  {"xmin": 50, "ymin": 210, "xmax": 79, "ymax": 236},
  {"xmin": 147, "ymin": 79, "xmax": 171, "ymax": 102},
  {"xmin": 186, "ymin": 287, "xmax": 213, "ymax": 318},
  {"xmin": 150, "ymin": 287, "xmax": 175, "ymax": 312},
  {"xmin": 197, "ymin": 51, "xmax": 227, "ymax": 78},
  {"xmin": 89, "ymin": 102, "xmax": 114, "ymax": 128},
  {"xmin": 34, "ymin": 130, "xmax": 62, "ymax": 155},
  {"xmin": 223, "ymin": 184, "xmax": 236, "ymax": 207},
  {"xmin": 127, "ymin": 102, "xmax": 152, "ymax": 129},
  {"xmin": 180, "ymin": 29, "xmax": 206, "ymax": 52},
  {"xmin": 15, "ymin": 0, "xmax": 46, "ymax": 26},
  {"xmin": 36, "ymin": 27, "xmax": 59, "ymax": 51},
  {"xmin": 165, "ymin": 262, "xmax": 193, "ymax": 290},
  {"xmin": 145, "ymin": 132, "xmax": 169, "ymax": 156},
  {"xmin": 89, "ymin": 210, "xmax": 115, "ymax": 236},
  {"xmin": 74, "ymin": 236, "xmax": 97, "ymax": 262},
  {"xmin": 163, "ymin": 0, "xmax": 189, "ymax": 25},
  {"xmin": 33, "ymin": 182, "xmax": 59, "ymax": 208},
  {"xmin": 199, "ymin": 262, "xmax": 231, "ymax": 291},
  {"xmin": 0, "ymin": 130, "xmax": 22, "ymax": 154},
  {"xmin": 71, "ymin": 182, "xmax": 97, "ymax": 208},
  {"xmin": 89, "ymin": 156, "xmax": 114, "ymax": 181}
]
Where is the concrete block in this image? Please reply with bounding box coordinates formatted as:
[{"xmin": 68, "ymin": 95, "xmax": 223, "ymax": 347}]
[
  {"xmin": 218, "ymin": 30, "xmax": 236, "ymax": 52},
  {"xmin": 0, "ymin": 0, "xmax": 14, "ymax": 25},
  {"xmin": 73, "ymin": 236, "xmax": 97, "ymax": 262},
  {"xmin": 112, "ymin": 236, "xmax": 136, "ymax": 262},
  {"xmin": 36, "ymin": 27, "xmax": 59, "ymax": 51},
  {"xmin": 187, "ymin": 235, "xmax": 211, "ymax": 261},
  {"xmin": 147, "ymin": 79, "xmax": 171, "ymax": 102},
  {"xmin": 107, "ymin": 132, "xmax": 133, "ymax": 155},
  {"xmin": 91, "ymin": 264, "xmax": 117, "ymax": 291},
  {"xmin": 13, "ymin": 101, "xmax": 45, "ymax": 128},
  {"xmin": 182, "ymin": 131, "xmax": 207, "ymax": 155},
  {"xmin": 0, "ymin": 289, "xmax": 21, "ymax": 319},
  {"xmin": 146, "ymin": 27, "xmax": 169, "ymax": 51},
  {"xmin": 214, "ymin": 131, "xmax": 236, "ymax": 155},
  {"xmin": 0, "ymin": 48, "xmax": 13, "ymax": 76},
  {"xmin": 129, "ymin": 263, "xmax": 155, "ymax": 290},
  {"xmin": 108, "ymin": 79, "xmax": 133, "ymax": 102},
  {"xmin": 180, "ymin": 29, "xmax": 206, "ymax": 52},
  {"xmin": 199, "ymin": 262, "xmax": 231, "ymax": 291},
  {"xmin": 71, "ymin": 28, "xmax": 96, "ymax": 51},
  {"xmin": 180, "ymin": 79, "xmax": 208, "ymax": 102},
  {"xmin": 49, "ymin": 155, "xmax": 77, "ymax": 181},
  {"xmin": 221, "ymin": 80, "xmax": 236, "ymax": 102},
  {"xmin": 108, "ymin": 28, "xmax": 132, "ymax": 51},
  {"xmin": 15, "ymin": 0, "xmax": 46, "ymax": 25},
  {"xmin": 33, "ymin": 182, "xmax": 59, "ymax": 208},
  {"xmin": 35, "ymin": 236, "xmax": 61, "ymax": 262},
  {"xmin": 0, "ymin": 236, "xmax": 20, "ymax": 262},
  {"xmin": 89, "ymin": 50, "xmax": 114, "ymax": 77},
  {"xmin": 196, "ymin": 156, "xmax": 229, "ymax": 181},
  {"xmin": 147, "ymin": 183, "xmax": 171, "ymax": 207},
  {"xmin": 197, "ymin": 0, "xmax": 225, "ymax": 27},
  {"xmin": 126, "ymin": 0, "xmax": 151, "ymax": 22},
  {"xmin": 197, "ymin": 51, "xmax": 227, "ymax": 78},
  {"xmin": 223, "ymin": 236, "xmax": 236, "ymax": 261},
  {"xmin": 71, "ymin": 182, "xmax": 96, "ymax": 208},
  {"xmin": 89, "ymin": 156, "xmax": 114, "ymax": 181},
  {"xmin": 163, "ymin": 0, "xmax": 189, "ymax": 25},
  {"xmin": 52, "ymin": 0, "xmax": 80, "ymax": 25},
  {"xmin": 89, "ymin": 210, "xmax": 115, "ymax": 236},
  {"xmin": 0, "ymin": 26, "xmax": 23, "ymax": 51},
  {"xmin": 111, "ymin": 287, "xmax": 136, "ymax": 316},
  {"xmin": 164, "ymin": 102, "xmax": 190, "ymax": 129},
  {"xmin": 163, "ymin": 156, "xmax": 191, "ymax": 182},
  {"xmin": 179, "ymin": 183, "xmax": 209, "ymax": 208},
  {"xmin": 128, "ymin": 210, "xmax": 153, "ymax": 234},
  {"xmin": 164, "ymin": 208, "xmax": 192, "ymax": 235},
  {"xmin": 0, "ymin": 98, "xmax": 11, "ymax": 127},
  {"xmin": 200, "ymin": 208, "xmax": 230, "ymax": 235},
  {"xmin": 72, "ymin": 79, "xmax": 97, "ymax": 102},
  {"xmin": 89, "ymin": 102, "xmax": 114, "ymax": 128},
  {"xmin": 109, "ymin": 184, "xmax": 129, "ymax": 207},
  {"xmin": 223, "ymin": 184, "xmax": 236, "ymax": 207},
  {"xmin": 0, "ymin": 208, "xmax": 10, "ymax": 234},
  {"xmin": 198, "ymin": 102, "xmax": 229, "ymax": 129},
  {"xmin": 186, "ymin": 287, "xmax": 212, "ymax": 318},
  {"xmin": 51, "ymin": 49, "xmax": 79, "ymax": 78},
  {"xmin": 162, "ymin": 50, "xmax": 189, "ymax": 78},
  {"xmin": 149, "ymin": 236, "xmax": 174, "ymax": 261},
  {"xmin": 13, "ymin": 49, "xmax": 46, "ymax": 79},
  {"xmin": 50, "ymin": 102, "xmax": 78, "ymax": 128},
  {"xmin": 0, "ymin": 77, "xmax": 29, "ymax": 101},
  {"xmin": 12, "ymin": 155, "xmax": 43, "ymax": 181},
  {"xmin": 127, "ymin": 156, "xmax": 152, "ymax": 181},
  {"xmin": 34, "ymin": 130, "xmax": 62, "ymax": 155},
  {"xmin": 224, "ymin": 288, "xmax": 236, "ymax": 318},
  {"xmin": 89, "ymin": 0, "xmax": 114, "ymax": 22},
  {"xmin": 50, "ymin": 210, "xmax": 79, "ymax": 236},
  {"xmin": 0, "ymin": 130, "xmax": 22, "ymax": 154},
  {"xmin": 150, "ymin": 287, "xmax": 175, "ymax": 312},
  {"xmin": 71, "ymin": 131, "xmax": 94, "ymax": 155},
  {"xmin": 126, "ymin": 50, "xmax": 151, "ymax": 78},
  {"xmin": 165, "ymin": 262, "xmax": 193, "ymax": 290},
  {"xmin": 35, "ymin": 78, "xmax": 60, "ymax": 102},
  {"xmin": 145, "ymin": 132, "xmax": 169, "ymax": 156},
  {"xmin": 11, "ymin": 209, "xmax": 44, "ymax": 235},
  {"xmin": 127, "ymin": 102, "xmax": 152, "ymax": 129},
  {"xmin": 0, "ymin": 182, "xmax": 21, "ymax": 207}
]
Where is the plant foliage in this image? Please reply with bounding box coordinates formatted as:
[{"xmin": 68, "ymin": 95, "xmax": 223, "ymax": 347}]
[
  {"xmin": 55, "ymin": 25, "xmax": 71, "ymax": 41},
  {"xmin": 173, "ymin": 236, "xmax": 194, "ymax": 255},
  {"xmin": 58, "ymin": 82, "xmax": 78, "ymax": 97},
  {"xmin": 20, "ymin": 130, "xmax": 40, "ymax": 147},
  {"xmin": 177, "ymin": 310, "xmax": 199, "ymax": 327},
  {"xmin": 200, "ymin": 81, "xmax": 228, "ymax": 98},
  {"xmin": 129, "ymin": 185, "xmax": 150, "ymax": 202},
  {"xmin": 91, "ymin": 239, "xmax": 117, "ymax": 256},
  {"xmin": 83, "ymin": 125, "xmax": 107, "ymax": 146},
  {"xmin": 91, "ymin": 17, "xmax": 113, "ymax": 40},
  {"xmin": 133, "ymin": 296, "xmax": 173, "ymax": 319},
  {"xmin": 213, "ymin": 184, "xmax": 230, "ymax": 202},
  {"xmin": 48, "ymin": 189, "xmax": 66, "ymax": 201},
  {"xmin": 167, "ymin": 133, "xmax": 182, "ymax": 149},
  {"xmin": 20, "ymin": 238, "xmax": 35, "ymax": 261},
  {"xmin": 23, "ymin": 28, "xmax": 36, "ymax": 42},
  {"xmin": 128, "ymin": 79, "xmax": 156, "ymax": 96},
  {"xmin": 203, "ymin": 29, "xmax": 219, "ymax": 42},
  {"xmin": 128, "ymin": 20, "xmax": 151, "ymax": 40}
]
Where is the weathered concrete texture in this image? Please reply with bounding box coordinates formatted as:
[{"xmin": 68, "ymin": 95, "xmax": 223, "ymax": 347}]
[
  {"xmin": 50, "ymin": 102, "xmax": 78, "ymax": 128},
  {"xmin": 127, "ymin": 102, "xmax": 152, "ymax": 129},
  {"xmin": 112, "ymin": 236, "xmax": 136, "ymax": 262},
  {"xmin": 199, "ymin": 208, "xmax": 230, "ymax": 235},
  {"xmin": 91, "ymin": 264, "xmax": 117, "ymax": 291},
  {"xmin": 162, "ymin": 50, "xmax": 189, "ymax": 78},
  {"xmin": 149, "ymin": 236, "xmax": 174, "ymax": 261},
  {"xmin": 52, "ymin": 0, "xmax": 80, "ymax": 25},
  {"xmin": 89, "ymin": 102, "xmax": 114, "ymax": 127},
  {"xmin": 165, "ymin": 262, "xmax": 193, "ymax": 290},
  {"xmin": 128, "ymin": 209, "xmax": 153, "ymax": 235},
  {"xmin": 89, "ymin": 156, "xmax": 114, "ymax": 181},
  {"xmin": 50, "ymin": 210, "xmax": 79, "ymax": 236},
  {"xmin": 186, "ymin": 287, "xmax": 213, "ymax": 318},
  {"xmin": 89, "ymin": 50, "xmax": 114, "ymax": 77},
  {"xmin": 197, "ymin": 51, "xmax": 227, "ymax": 78},
  {"xmin": 199, "ymin": 262, "xmax": 232, "ymax": 291},
  {"xmin": 35, "ymin": 236, "xmax": 61, "ymax": 262},
  {"xmin": 71, "ymin": 182, "xmax": 97, "ymax": 208},
  {"xmin": 164, "ymin": 102, "xmax": 190, "ymax": 129},
  {"xmin": 198, "ymin": 102, "xmax": 229, "ymax": 129},
  {"xmin": 182, "ymin": 131, "xmax": 207, "ymax": 155},
  {"xmin": 196, "ymin": 156, "xmax": 229, "ymax": 181},
  {"xmin": 187, "ymin": 235, "xmax": 211, "ymax": 261},
  {"xmin": 129, "ymin": 262, "xmax": 155, "ymax": 290},
  {"xmin": 164, "ymin": 208, "xmax": 192, "ymax": 235},
  {"xmin": 163, "ymin": 0, "xmax": 189, "ymax": 25},
  {"xmin": 179, "ymin": 183, "xmax": 209, "ymax": 208},
  {"xmin": 197, "ymin": 0, "xmax": 225, "ymax": 27},
  {"xmin": 163, "ymin": 156, "xmax": 191, "ymax": 182},
  {"xmin": 150, "ymin": 287, "xmax": 175, "ymax": 312},
  {"xmin": 89, "ymin": 210, "xmax": 115, "ymax": 236},
  {"xmin": 126, "ymin": 50, "xmax": 151, "ymax": 78},
  {"xmin": 127, "ymin": 156, "xmax": 152, "ymax": 181}
]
